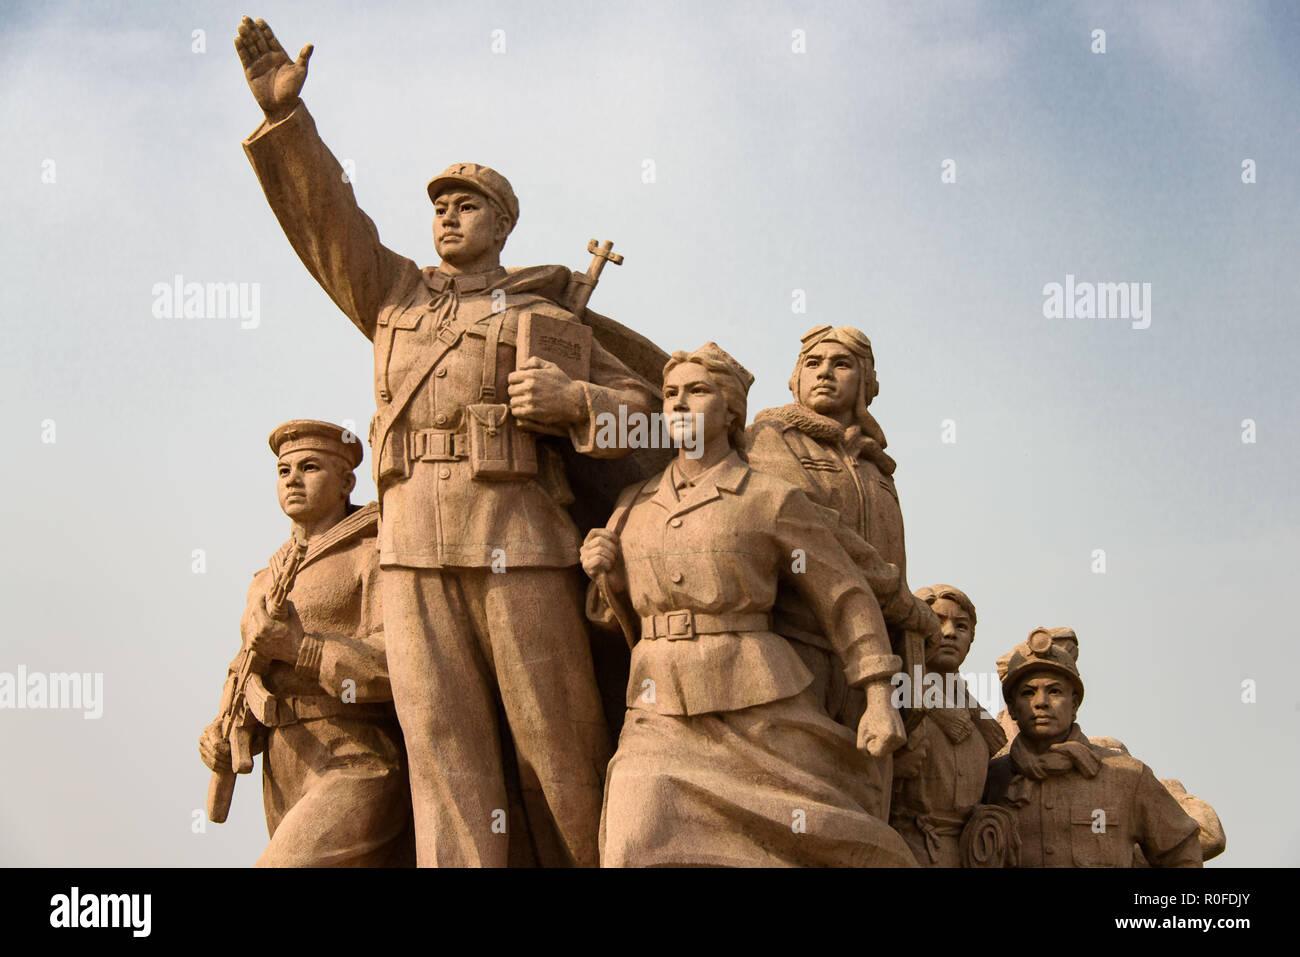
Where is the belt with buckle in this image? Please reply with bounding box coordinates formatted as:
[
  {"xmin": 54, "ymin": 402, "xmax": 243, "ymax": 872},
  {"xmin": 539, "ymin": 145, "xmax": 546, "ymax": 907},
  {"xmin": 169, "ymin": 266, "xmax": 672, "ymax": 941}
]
[
  {"xmin": 250, "ymin": 686, "xmax": 392, "ymax": 727},
  {"xmin": 409, "ymin": 428, "xmax": 467, "ymax": 462},
  {"xmin": 640, "ymin": 610, "xmax": 772, "ymax": 640},
  {"xmin": 275, "ymin": 694, "xmax": 391, "ymax": 724}
]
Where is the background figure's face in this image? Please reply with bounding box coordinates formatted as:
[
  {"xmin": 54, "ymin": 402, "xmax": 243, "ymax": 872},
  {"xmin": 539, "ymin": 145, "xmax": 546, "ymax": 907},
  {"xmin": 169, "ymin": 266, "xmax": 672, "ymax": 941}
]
[
  {"xmin": 1011, "ymin": 673, "xmax": 1076, "ymax": 744},
  {"xmin": 663, "ymin": 361, "xmax": 729, "ymax": 451},
  {"xmin": 432, "ymin": 188, "xmax": 509, "ymax": 266},
  {"xmin": 797, "ymin": 341, "xmax": 862, "ymax": 419},
  {"xmin": 924, "ymin": 597, "xmax": 974, "ymax": 673},
  {"xmin": 276, "ymin": 450, "xmax": 353, "ymax": 523}
]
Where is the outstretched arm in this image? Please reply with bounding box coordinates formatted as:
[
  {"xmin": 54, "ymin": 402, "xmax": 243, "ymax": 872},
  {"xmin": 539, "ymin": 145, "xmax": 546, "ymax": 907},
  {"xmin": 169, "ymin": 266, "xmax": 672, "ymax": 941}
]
[
  {"xmin": 747, "ymin": 421, "xmax": 938, "ymax": 637},
  {"xmin": 774, "ymin": 489, "xmax": 904, "ymax": 757},
  {"xmin": 236, "ymin": 16, "xmax": 418, "ymax": 340}
]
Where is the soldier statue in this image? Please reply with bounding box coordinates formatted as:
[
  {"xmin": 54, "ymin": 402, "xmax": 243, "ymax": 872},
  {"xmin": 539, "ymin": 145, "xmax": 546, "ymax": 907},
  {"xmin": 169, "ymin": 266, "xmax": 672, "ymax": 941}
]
[
  {"xmin": 889, "ymin": 584, "xmax": 1005, "ymax": 866},
  {"xmin": 199, "ymin": 420, "xmax": 414, "ymax": 867},
  {"xmin": 747, "ymin": 325, "xmax": 940, "ymax": 729},
  {"xmin": 234, "ymin": 16, "xmax": 657, "ymax": 867}
]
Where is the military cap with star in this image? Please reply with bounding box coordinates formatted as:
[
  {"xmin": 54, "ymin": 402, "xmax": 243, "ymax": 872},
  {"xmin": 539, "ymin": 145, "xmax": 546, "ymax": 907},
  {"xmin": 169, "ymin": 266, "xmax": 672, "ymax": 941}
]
[
  {"xmin": 268, "ymin": 419, "xmax": 364, "ymax": 470},
  {"xmin": 426, "ymin": 163, "xmax": 520, "ymax": 227}
]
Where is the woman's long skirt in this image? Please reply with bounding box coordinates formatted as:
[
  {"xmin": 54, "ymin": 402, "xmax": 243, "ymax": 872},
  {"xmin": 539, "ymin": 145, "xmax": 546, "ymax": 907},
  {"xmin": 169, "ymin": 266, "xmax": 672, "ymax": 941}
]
[{"xmin": 600, "ymin": 687, "xmax": 916, "ymax": 867}]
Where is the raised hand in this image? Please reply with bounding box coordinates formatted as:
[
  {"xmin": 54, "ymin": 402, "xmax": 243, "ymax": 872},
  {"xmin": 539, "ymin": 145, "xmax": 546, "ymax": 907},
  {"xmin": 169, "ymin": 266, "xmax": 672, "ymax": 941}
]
[{"xmin": 234, "ymin": 16, "xmax": 313, "ymax": 123}]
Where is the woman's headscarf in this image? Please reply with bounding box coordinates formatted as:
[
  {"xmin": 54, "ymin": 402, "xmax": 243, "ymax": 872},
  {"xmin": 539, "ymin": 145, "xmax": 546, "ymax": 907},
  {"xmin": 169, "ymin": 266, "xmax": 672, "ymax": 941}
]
[{"xmin": 663, "ymin": 342, "xmax": 754, "ymax": 458}]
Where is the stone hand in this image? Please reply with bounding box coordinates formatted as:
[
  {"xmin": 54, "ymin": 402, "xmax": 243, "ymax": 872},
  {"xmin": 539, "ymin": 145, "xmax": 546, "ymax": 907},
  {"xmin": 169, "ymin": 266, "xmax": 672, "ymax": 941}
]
[
  {"xmin": 857, "ymin": 680, "xmax": 906, "ymax": 757},
  {"xmin": 199, "ymin": 720, "xmax": 232, "ymax": 772},
  {"xmin": 245, "ymin": 595, "xmax": 304, "ymax": 669},
  {"xmin": 508, "ymin": 358, "xmax": 585, "ymax": 427},
  {"xmin": 235, "ymin": 16, "xmax": 313, "ymax": 123},
  {"xmin": 581, "ymin": 529, "xmax": 625, "ymax": 592}
]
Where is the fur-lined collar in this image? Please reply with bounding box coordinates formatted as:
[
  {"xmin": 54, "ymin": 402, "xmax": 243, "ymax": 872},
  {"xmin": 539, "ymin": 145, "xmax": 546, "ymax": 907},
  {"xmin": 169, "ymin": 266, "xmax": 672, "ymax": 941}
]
[{"xmin": 753, "ymin": 403, "xmax": 897, "ymax": 476}]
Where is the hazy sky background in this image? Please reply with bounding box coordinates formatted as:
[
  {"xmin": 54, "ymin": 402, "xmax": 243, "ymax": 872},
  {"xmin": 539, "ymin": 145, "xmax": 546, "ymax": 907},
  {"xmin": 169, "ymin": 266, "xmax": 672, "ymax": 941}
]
[{"xmin": 2, "ymin": 0, "xmax": 1296, "ymax": 866}]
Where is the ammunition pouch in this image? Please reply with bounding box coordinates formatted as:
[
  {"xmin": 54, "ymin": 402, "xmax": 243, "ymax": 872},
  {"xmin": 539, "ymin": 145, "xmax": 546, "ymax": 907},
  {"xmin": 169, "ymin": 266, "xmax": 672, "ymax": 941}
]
[
  {"xmin": 370, "ymin": 414, "xmax": 407, "ymax": 485},
  {"xmin": 465, "ymin": 403, "xmax": 538, "ymax": 480}
]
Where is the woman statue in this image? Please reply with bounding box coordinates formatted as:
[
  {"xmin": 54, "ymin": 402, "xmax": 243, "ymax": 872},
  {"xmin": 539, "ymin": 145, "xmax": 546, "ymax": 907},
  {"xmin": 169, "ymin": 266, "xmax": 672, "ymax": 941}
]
[{"xmin": 582, "ymin": 342, "xmax": 915, "ymax": 867}]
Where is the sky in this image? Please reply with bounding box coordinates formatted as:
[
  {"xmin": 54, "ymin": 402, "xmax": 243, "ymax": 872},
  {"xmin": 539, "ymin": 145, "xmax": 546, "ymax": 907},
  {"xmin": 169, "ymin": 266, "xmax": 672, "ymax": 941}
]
[{"xmin": 1, "ymin": 0, "xmax": 1297, "ymax": 867}]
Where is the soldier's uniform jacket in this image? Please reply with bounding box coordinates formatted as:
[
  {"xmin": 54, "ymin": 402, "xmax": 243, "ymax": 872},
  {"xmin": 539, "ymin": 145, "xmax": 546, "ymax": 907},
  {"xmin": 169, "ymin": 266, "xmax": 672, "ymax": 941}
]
[
  {"xmin": 890, "ymin": 681, "xmax": 1007, "ymax": 867},
  {"xmin": 746, "ymin": 403, "xmax": 926, "ymax": 650},
  {"xmin": 587, "ymin": 452, "xmax": 899, "ymax": 716},
  {"xmin": 983, "ymin": 725, "xmax": 1202, "ymax": 868},
  {"xmin": 232, "ymin": 503, "xmax": 391, "ymax": 714},
  {"xmin": 244, "ymin": 105, "xmax": 656, "ymax": 569},
  {"xmin": 226, "ymin": 503, "xmax": 413, "ymax": 867}
]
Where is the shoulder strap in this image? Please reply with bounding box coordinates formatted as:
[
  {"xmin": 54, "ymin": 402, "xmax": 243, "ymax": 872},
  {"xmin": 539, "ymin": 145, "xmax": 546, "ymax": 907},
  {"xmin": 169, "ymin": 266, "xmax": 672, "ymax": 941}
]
[
  {"xmin": 595, "ymin": 475, "xmax": 658, "ymax": 651},
  {"xmin": 371, "ymin": 325, "xmax": 465, "ymax": 459},
  {"xmin": 479, "ymin": 313, "xmax": 505, "ymax": 401},
  {"xmin": 605, "ymin": 475, "xmax": 657, "ymax": 535}
]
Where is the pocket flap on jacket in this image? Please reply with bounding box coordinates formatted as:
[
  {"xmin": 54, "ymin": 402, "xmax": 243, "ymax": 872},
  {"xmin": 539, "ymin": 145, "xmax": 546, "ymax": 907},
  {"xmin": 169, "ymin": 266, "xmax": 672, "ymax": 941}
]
[
  {"xmin": 1070, "ymin": 806, "xmax": 1122, "ymax": 829},
  {"xmin": 466, "ymin": 403, "xmax": 508, "ymax": 430}
]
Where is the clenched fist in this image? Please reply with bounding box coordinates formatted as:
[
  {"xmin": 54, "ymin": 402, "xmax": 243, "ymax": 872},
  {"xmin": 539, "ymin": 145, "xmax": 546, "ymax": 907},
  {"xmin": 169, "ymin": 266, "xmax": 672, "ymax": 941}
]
[
  {"xmin": 241, "ymin": 593, "xmax": 305, "ymax": 671},
  {"xmin": 198, "ymin": 720, "xmax": 232, "ymax": 772},
  {"xmin": 581, "ymin": 528, "xmax": 625, "ymax": 592},
  {"xmin": 508, "ymin": 358, "xmax": 585, "ymax": 428},
  {"xmin": 857, "ymin": 680, "xmax": 906, "ymax": 758}
]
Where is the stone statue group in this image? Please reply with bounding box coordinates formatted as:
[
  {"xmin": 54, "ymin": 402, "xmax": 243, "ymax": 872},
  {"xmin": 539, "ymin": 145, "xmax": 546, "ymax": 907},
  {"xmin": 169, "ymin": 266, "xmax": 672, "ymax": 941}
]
[{"xmin": 198, "ymin": 17, "xmax": 1225, "ymax": 868}]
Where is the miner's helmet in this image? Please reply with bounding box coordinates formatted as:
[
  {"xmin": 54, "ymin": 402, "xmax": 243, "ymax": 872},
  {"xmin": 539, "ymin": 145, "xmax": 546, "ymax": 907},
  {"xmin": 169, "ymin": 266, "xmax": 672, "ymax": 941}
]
[
  {"xmin": 1047, "ymin": 626, "xmax": 1079, "ymax": 661},
  {"xmin": 268, "ymin": 419, "xmax": 364, "ymax": 471},
  {"xmin": 1001, "ymin": 627, "xmax": 1085, "ymax": 706},
  {"xmin": 997, "ymin": 626, "xmax": 1080, "ymax": 680},
  {"xmin": 426, "ymin": 163, "xmax": 520, "ymax": 229}
]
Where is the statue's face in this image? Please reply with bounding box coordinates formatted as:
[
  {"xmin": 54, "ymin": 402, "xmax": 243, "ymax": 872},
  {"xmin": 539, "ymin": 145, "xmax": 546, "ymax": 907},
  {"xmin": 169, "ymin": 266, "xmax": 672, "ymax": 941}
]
[
  {"xmin": 797, "ymin": 341, "xmax": 862, "ymax": 418},
  {"xmin": 663, "ymin": 361, "xmax": 729, "ymax": 450},
  {"xmin": 925, "ymin": 597, "xmax": 974, "ymax": 673},
  {"xmin": 276, "ymin": 450, "xmax": 352, "ymax": 523},
  {"xmin": 432, "ymin": 188, "xmax": 509, "ymax": 266},
  {"xmin": 1010, "ymin": 673, "xmax": 1075, "ymax": 743}
]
